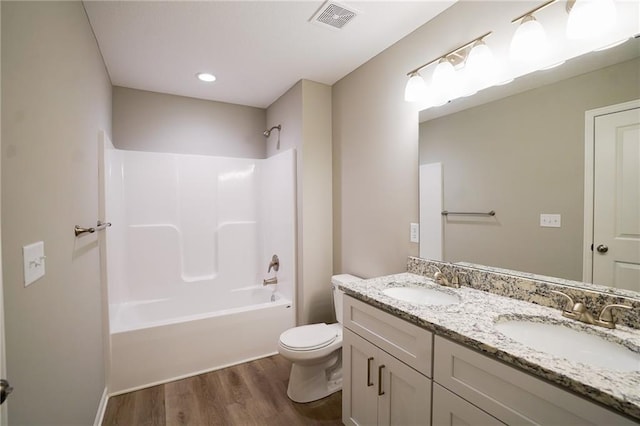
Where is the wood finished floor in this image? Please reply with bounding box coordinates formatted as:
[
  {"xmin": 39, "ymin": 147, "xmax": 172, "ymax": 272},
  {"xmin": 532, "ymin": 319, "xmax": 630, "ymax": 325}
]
[{"xmin": 102, "ymin": 355, "xmax": 343, "ymax": 425}]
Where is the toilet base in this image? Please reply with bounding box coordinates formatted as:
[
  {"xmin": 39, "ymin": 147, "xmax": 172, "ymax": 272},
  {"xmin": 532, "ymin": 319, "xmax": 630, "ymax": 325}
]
[{"xmin": 286, "ymin": 352, "xmax": 342, "ymax": 403}]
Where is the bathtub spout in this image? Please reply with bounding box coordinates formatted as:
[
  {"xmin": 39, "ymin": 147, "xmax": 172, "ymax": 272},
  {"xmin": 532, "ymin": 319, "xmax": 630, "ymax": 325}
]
[{"xmin": 263, "ymin": 276, "xmax": 278, "ymax": 286}]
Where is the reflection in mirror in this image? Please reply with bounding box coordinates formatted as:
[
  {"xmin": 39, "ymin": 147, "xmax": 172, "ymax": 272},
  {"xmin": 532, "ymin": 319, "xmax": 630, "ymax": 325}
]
[{"xmin": 418, "ymin": 38, "xmax": 640, "ymax": 293}]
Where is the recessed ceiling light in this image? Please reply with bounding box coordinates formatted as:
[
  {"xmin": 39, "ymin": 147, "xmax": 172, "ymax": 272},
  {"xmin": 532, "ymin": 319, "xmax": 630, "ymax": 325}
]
[{"xmin": 196, "ymin": 72, "xmax": 216, "ymax": 83}]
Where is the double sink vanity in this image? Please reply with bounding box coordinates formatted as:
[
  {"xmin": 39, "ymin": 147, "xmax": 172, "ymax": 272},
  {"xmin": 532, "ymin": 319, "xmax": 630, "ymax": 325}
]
[{"xmin": 339, "ymin": 257, "xmax": 640, "ymax": 425}]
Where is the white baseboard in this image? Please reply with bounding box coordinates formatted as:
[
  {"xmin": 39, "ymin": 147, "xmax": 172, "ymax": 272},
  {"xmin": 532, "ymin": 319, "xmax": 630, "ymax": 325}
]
[{"xmin": 93, "ymin": 387, "xmax": 109, "ymax": 426}]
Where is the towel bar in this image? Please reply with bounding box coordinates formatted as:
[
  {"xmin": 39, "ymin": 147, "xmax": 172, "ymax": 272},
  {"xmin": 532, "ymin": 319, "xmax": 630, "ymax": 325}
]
[
  {"xmin": 74, "ymin": 220, "xmax": 111, "ymax": 237},
  {"xmin": 441, "ymin": 210, "xmax": 495, "ymax": 217}
]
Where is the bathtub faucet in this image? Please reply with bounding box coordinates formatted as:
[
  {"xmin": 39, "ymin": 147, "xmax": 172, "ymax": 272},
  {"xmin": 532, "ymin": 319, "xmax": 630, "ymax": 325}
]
[
  {"xmin": 268, "ymin": 254, "xmax": 280, "ymax": 273},
  {"xmin": 263, "ymin": 276, "xmax": 278, "ymax": 286}
]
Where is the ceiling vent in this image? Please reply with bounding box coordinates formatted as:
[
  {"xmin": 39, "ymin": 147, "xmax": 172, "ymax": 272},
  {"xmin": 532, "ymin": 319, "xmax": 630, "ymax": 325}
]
[{"xmin": 310, "ymin": 1, "xmax": 358, "ymax": 30}]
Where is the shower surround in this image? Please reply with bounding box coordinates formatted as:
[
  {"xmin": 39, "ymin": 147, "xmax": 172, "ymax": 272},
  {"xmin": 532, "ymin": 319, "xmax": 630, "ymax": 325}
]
[{"xmin": 102, "ymin": 141, "xmax": 296, "ymax": 393}]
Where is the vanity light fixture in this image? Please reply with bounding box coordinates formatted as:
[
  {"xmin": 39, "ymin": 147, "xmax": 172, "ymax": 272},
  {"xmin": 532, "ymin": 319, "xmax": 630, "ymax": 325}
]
[
  {"xmin": 404, "ymin": 32, "xmax": 494, "ymax": 104},
  {"xmin": 593, "ymin": 37, "xmax": 630, "ymax": 52},
  {"xmin": 404, "ymin": 71, "xmax": 428, "ymax": 102},
  {"xmin": 465, "ymin": 39, "xmax": 498, "ymax": 88},
  {"xmin": 196, "ymin": 72, "xmax": 216, "ymax": 82},
  {"xmin": 510, "ymin": 0, "xmax": 556, "ymax": 63},
  {"xmin": 432, "ymin": 57, "xmax": 459, "ymax": 100},
  {"xmin": 566, "ymin": 0, "xmax": 617, "ymax": 40},
  {"xmin": 539, "ymin": 60, "xmax": 566, "ymax": 70}
]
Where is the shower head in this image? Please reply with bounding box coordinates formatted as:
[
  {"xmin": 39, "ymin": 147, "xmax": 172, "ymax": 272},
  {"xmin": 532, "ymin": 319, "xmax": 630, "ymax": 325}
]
[{"xmin": 263, "ymin": 125, "xmax": 281, "ymax": 138}]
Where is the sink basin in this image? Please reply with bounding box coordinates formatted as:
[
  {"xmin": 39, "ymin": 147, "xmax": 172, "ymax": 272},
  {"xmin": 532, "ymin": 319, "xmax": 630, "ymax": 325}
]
[
  {"xmin": 494, "ymin": 319, "xmax": 640, "ymax": 372},
  {"xmin": 382, "ymin": 286, "xmax": 460, "ymax": 306}
]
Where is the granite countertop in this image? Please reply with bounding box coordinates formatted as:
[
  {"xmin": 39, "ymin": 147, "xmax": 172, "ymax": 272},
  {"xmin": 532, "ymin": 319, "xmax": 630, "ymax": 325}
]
[{"xmin": 339, "ymin": 272, "xmax": 640, "ymax": 420}]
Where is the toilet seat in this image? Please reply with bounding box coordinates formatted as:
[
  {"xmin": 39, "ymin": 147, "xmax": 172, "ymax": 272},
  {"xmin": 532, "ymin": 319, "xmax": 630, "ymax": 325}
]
[{"xmin": 279, "ymin": 323, "xmax": 337, "ymax": 351}]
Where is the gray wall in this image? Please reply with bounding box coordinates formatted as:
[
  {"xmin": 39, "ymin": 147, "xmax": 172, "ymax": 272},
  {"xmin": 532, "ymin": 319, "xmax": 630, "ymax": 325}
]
[
  {"xmin": 419, "ymin": 58, "xmax": 640, "ymax": 280},
  {"xmin": 113, "ymin": 86, "xmax": 266, "ymax": 157},
  {"xmin": 1, "ymin": 2, "xmax": 112, "ymax": 424},
  {"xmin": 266, "ymin": 80, "xmax": 333, "ymax": 325}
]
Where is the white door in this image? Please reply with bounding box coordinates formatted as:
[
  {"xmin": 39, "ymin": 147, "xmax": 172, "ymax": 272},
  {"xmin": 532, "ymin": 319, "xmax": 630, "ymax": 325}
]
[
  {"xmin": 0, "ymin": 6, "xmax": 9, "ymax": 421},
  {"xmin": 592, "ymin": 105, "xmax": 640, "ymax": 291},
  {"xmin": 0, "ymin": 256, "xmax": 7, "ymax": 426}
]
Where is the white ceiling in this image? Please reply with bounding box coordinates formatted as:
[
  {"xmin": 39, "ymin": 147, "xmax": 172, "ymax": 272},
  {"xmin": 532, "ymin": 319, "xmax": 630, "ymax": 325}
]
[{"xmin": 83, "ymin": 1, "xmax": 456, "ymax": 109}]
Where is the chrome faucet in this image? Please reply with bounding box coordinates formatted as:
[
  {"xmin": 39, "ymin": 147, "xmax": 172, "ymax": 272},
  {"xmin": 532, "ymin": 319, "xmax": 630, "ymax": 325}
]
[{"xmin": 550, "ymin": 290, "xmax": 633, "ymax": 329}]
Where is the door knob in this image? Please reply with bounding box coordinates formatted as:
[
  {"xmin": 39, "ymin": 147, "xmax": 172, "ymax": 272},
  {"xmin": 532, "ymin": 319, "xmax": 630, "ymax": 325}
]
[
  {"xmin": 0, "ymin": 379, "xmax": 13, "ymax": 405},
  {"xmin": 596, "ymin": 244, "xmax": 609, "ymax": 253}
]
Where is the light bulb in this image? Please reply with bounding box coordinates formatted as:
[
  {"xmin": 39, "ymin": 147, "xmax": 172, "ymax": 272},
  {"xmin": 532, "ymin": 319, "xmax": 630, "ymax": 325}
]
[
  {"xmin": 567, "ymin": 0, "xmax": 617, "ymax": 40},
  {"xmin": 432, "ymin": 58, "xmax": 459, "ymax": 101},
  {"xmin": 539, "ymin": 60, "xmax": 565, "ymax": 70},
  {"xmin": 404, "ymin": 72, "xmax": 428, "ymax": 102},
  {"xmin": 465, "ymin": 40, "xmax": 498, "ymax": 88},
  {"xmin": 593, "ymin": 37, "xmax": 629, "ymax": 51},
  {"xmin": 420, "ymin": 89, "xmax": 449, "ymax": 110},
  {"xmin": 510, "ymin": 15, "xmax": 549, "ymax": 63},
  {"xmin": 196, "ymin": 72, "xmax": 216, "ymax": 82}
]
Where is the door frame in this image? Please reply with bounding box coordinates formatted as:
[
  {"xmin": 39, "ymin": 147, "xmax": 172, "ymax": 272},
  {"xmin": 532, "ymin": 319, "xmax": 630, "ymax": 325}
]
[{"xmin": 582, "ymin": 99, "xmax": 640, "ymax": 283}]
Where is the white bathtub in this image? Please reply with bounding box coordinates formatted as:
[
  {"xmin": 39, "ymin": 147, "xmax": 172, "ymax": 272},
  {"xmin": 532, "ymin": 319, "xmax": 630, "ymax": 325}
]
[{"xmin": 109, "ymin": 286, "xmax": 294, "ymax": 394}]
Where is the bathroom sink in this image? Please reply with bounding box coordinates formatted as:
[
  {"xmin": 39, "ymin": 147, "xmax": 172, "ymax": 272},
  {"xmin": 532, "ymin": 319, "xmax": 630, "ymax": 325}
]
[
  {"xmin": 494, "ymin": 319, "xmax": 640, "ymax": 372},
  {"xmin": 382, "ymin": 286, "xmax": 460, "ymax": 306}
]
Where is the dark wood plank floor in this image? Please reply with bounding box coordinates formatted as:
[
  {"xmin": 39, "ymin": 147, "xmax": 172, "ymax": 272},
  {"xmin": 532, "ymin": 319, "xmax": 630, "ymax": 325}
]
[{"xmin": 103, "ymin": 355, "xmax": 342, "ymax": 425}]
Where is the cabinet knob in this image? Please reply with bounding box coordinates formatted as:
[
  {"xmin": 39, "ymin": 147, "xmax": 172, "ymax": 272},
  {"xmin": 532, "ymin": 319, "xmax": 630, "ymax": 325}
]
[{"xmin": 367, "ymin": 357, "xmax": 374, "ymax": 387}]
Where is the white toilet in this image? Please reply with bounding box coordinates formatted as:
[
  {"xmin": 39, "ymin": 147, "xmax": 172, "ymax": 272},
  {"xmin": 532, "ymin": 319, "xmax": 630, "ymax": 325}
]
[{"xmin": 277, "ymin": 274, "xmax": 361, "ymax": 403}]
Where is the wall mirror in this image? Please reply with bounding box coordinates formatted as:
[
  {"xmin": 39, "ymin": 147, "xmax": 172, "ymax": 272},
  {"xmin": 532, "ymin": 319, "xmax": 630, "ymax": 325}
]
[{"xmin": 418, "ymin": 37, "xmax": 640, "ymax": 297}]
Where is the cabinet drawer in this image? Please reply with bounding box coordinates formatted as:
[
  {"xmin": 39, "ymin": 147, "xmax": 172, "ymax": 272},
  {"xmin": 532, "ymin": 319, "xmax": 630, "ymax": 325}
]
[
  {"xmin": 432, "ymin": 382, "xmax": 504, "ymax": 426},
  {"xmin": 434, "ymin": 336, "xmax": 636, "ymax": 425},
  {"xmin": 344, "ymin": 295, "xmax": 432, "ymax": 377}
]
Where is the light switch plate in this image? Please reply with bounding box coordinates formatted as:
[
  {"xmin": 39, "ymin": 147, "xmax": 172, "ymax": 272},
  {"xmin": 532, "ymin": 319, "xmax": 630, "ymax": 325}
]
[
  {"xmin": 410, "ymin": 223, "xmax": 420, "ymax": 243},
  {"xmin": 540, "ymin": 214, "xmax": 561, "ymax": 228},
  {"xmin": 23, "ymin": 241, "xmax": 45, "ymax": 287}
]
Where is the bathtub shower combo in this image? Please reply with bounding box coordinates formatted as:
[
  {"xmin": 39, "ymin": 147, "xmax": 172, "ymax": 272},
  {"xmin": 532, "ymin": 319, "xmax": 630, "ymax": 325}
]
[{"xmin": 102, "ymin": 143, "xmax": 296, "ymax": 393}]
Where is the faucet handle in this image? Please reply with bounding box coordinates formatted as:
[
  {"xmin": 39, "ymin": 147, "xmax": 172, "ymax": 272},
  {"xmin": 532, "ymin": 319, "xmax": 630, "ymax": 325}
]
[
  {"xmin": 597, "ymin": 304, "xmax": 632, "ymax": 328},
  {"xmin": 550, "ymin": 290, "xmax": 575, "ymax": 313},
  {"xmin": 433, "ymin": 267, "xmax": 449, "ymax": 286},
  {"xmin": 268, "ymin": 254, "xmax": 280, "ymax": 273},
  {"xmin": 452, "ymin": 271, "xmax": 468, "ymax": 287}
]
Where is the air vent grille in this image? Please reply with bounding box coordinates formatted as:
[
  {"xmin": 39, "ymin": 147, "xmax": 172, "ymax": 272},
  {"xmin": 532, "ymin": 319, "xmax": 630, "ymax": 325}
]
[{"xmin": 311, "ymin": 1, "xmax": 358, "ymax": 30}]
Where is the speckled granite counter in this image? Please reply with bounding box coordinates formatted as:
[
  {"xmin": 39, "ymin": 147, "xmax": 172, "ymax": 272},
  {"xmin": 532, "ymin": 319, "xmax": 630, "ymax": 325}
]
[{"xmin": 339, "ymin": 272, "xmax": 640, "ymax": 421}]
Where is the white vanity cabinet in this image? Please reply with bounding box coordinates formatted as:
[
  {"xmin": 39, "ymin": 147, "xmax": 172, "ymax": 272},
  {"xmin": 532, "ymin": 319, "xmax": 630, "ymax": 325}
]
[
  {"xmin": 344, "ymin": 329, "xmax": 432, "ymax": 426},
  {"xmin": 433, "ymin": 335, "xmax": 637, "ymax": 426},
  {"xmin": 341, "ymin": 294, "xmax": 638, "ymax": 426},
  {"xmin": 343, "ymin": 296, "xmax": 433, "ymax": 426}
]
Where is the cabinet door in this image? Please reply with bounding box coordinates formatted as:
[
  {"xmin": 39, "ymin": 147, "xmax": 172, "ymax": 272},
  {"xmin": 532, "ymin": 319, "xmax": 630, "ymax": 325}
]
[
  {"xmin": 434, "ymin": 336, "xmax": 637, "ymax": 425},
  {"xmin": 378, "ymin": 349, "xmax": 432, "ymax": 426},
  {"xmin": 432, "ymin": 383, "xmax": 504, "ymax": 426},
  {"xmin": 343, "ymin": 328, "xmax": 380, "ymax": 426}
]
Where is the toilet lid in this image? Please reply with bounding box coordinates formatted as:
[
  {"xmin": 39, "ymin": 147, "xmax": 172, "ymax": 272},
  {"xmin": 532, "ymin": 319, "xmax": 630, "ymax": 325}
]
[{"xmin": 279, "ymin": 323, "xmax": 338, "ymax": 351}]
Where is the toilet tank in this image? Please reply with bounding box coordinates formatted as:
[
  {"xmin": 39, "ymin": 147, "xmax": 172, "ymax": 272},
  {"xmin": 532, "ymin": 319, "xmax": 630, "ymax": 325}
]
[{"xmin": 331, "ymin": 274, "xmax": 362, "ymax": 324}]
